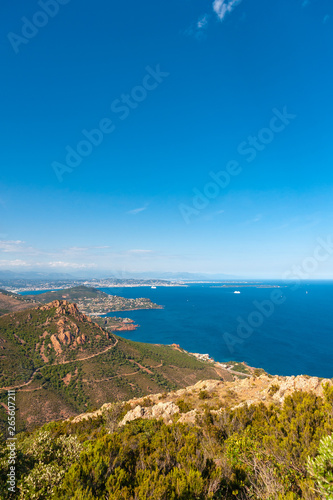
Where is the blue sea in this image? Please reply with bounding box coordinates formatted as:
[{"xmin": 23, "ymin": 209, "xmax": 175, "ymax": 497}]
[
  {"xmin": 22, "ymin": 282, "xmax": 333, "ymax": 378},
  {"xmin": 98, "ymin": 282, "xmax": 333, "ymax": 379}
]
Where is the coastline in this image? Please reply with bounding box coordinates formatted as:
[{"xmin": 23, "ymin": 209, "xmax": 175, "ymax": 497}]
[
  {"xmin": 12, "ymin": 284, "xmax": 187, "ymax": 293},
  {"xmin": 169, "ymin": 344, "xmax": 257, "ymax": 378}
]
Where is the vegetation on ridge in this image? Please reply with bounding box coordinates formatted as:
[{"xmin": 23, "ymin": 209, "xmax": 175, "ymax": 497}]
[
  {"xmin": 0, "ymin": 290, "xmax": 36, "ymax": 316},
  {"xmin": 1, "ymin": 384, "xmax": 333, "ymax": 499},
  {"xmin": 2, "ymin": 297, "xmax": 333, "ymax": 498},
  {"xmin": 0, "ymin": 301, "xmax": 221, "ymax": 432}
]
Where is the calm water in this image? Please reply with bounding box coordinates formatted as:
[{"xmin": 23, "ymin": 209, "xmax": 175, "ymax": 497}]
[
  {"xmin": 98, "ymin": 282, "xmax": 333, "ymax": 378},
  {"xmin": 22, "ymin": 282, "xmax": 333, "ymax": 378}
]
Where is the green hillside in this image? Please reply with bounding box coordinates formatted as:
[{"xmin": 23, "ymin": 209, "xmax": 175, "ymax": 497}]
[
  {"xmin": 1, "ymin": 301, "xmax": 333, "ymax": 499},
  {"xmin": 23, "ymin": 285, "xmax": 161, "ymax": 314},
  {"xmin": 1, "ymin": 377, "xmax": 333, "ymax": 499},
  {"xmin": 0, "ymin": 300, "xmax": 222, "ymax": 432},
  {"xmin": 24, "ymin": 285, "xmax": 107, "ymax": 302}
]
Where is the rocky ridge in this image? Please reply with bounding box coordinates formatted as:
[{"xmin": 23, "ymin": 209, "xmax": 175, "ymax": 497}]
[
  {"xmin": 37, "ymin": 300, "xmax": 113, "ymax": 360},
  {"xmin": 69, "ymin": 373, "xmax": 333, "ymax": 426}
]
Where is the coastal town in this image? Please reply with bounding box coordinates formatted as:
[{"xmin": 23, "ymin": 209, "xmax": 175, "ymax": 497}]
[
  {"xmin": 76, "ymin": 294, "xmax": 162, "ymax": 316},
  {"xmin": 0, "ymin": 285, "xmax": 163, "ymax": 317},
  {"xmin": 1, "ymin": 278, "xmax": 185, "ymax": 294}
]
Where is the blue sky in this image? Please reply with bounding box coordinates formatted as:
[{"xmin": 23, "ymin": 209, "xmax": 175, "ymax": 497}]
[{"xmin": 1, "ymin": 0, "xmax": 333, "ymax": 277}]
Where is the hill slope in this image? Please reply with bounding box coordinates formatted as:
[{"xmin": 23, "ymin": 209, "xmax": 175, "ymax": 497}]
[
  {"xmin": 1, "ymin": 373, "xmax": 332, "ymax": 499},
  {"xmin": 24, "ymin": 285, "xmax": 161, "ymax": 314},
  {"xmin": 0, "ymin": 289, "xmax": 36, "ymax": 315},
  {"xmin": 24, "ymin": 285, "xmax": 107, "ymax": 302},
  {"xmin": 0, "ymin": 301, "xmax": 223, "ymax": 431}
]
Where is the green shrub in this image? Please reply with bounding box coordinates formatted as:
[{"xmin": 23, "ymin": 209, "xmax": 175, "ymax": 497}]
[
  {"xmin": 198, "ymin": 390, "xmax": 210, "ymax": 400},
  {"xmin": 307, "ymin": 434, "xmax": 333, "ymax": 498},
  {"xmin": 176, "ymin": 398, "xmax": 193, "ymax": 413},
  {"xmin": 268, "ymin": 384, "xmax": 280, "ymax": 396}
]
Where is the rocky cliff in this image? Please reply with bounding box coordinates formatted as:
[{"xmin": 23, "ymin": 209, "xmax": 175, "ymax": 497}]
[{"xmin": 69, "ymin": 373, "xmax": 333, "ymax": 427}]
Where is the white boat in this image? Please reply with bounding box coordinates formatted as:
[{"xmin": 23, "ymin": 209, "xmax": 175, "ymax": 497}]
[
  {"xmin": 234, "ymin": 291, "xmax": 241, "ymax": 294},
  {"xmin": 151, "ymin": 286, "xmax": 157, "ymax": 289}
]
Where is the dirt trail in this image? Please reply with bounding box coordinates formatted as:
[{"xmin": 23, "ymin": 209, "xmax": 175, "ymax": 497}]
[
  {"xmin": 82, "ymin": 370, "xmax": 140, "ymax": 384},
  {"xmin": 54, "ymin": 338, "xmax": 118, "ymax": 366},
  {"xmin": 227, "ymin": 369, "xmax": 251, "ymax": 378},
  {"xmin": 0, "ymin": 339, "xmax": 118, "ymax": 391},
  {"xmin": 129, "ymin": 359, "xmax": 154, "ymax": 374},
  {"xmin": 20, "ymin": 386, "xmax": 45, "ymax": 393},
  {"xmin": 149, "ymin": 361, "xmax": 163, "ymax": 368}
]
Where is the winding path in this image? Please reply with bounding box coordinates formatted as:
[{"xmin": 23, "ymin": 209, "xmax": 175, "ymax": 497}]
[
  {"xmin": 82, "ymin": 370, "xmax": 140, "ymax": 384},
  {"xmin": 0, "ymin": 338, "xmax": 118, "ymax": 392}
]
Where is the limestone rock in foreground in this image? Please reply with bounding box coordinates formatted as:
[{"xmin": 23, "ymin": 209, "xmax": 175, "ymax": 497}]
[
  {"xmin": 178, "ymin": 410, "xmax": 198, "ymax": 425},
  {"xmin": 268, "ymin": 375, "xmax": 332, "ymax": 403},
  {"xmin": 119, "ymin": 402, "xmax": 180, "ymax": 426},
  {"xmin": 68, "ymin": 374, "xmax": 333, "ymax": 427}
]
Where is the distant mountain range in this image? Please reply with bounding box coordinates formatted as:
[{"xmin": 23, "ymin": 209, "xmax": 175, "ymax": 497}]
[
  {"xmin": 133, "ymin": 271, "xmax": 240, "ymax": 281},
  {"xmin": 0, "ymin": 269, "xmax": 240, "ymax": 281},
  {"xmin": 0, "ymin": 270, "xmax": 76, "ymax": 280}
]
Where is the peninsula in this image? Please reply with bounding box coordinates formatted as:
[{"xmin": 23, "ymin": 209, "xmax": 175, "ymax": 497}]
[{"xmin": 23, "ymin": 285, "xmax": 162, "ymax": 316}]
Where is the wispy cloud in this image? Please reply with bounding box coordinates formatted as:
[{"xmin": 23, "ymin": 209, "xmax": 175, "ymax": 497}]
[
  {"xmin": 185, "ymin": 0, "xmax": 242, "ymax": 39},
  {"xmin": 0, "ymin": 258, "xmax": 97, "ymax": 269},
  {"xmin": 213, "ymin": 0, "xmax": 242, "ymax": 21},
  {"xmin": 275, "ymin": 213, "xmax": 322, "ymax": 232},
  {"xmin": 0, "ymin": 240, "xmax": 24, "ymax": 253},
  {"xmin": 128, "ymin": 249, "xmax": 153, "ymax": 255},
  {"xmin": 244, "ymin": 214, "xmax": 263, "ymax": 225},
  {"xmin": 201, "ymin": 209, "xmax": 225, "ymax": 222},
  {"xmin": 302, "ymin": 0, "xmax": 310, "ymax": 7},
  {"xmin": 0, "ymin": 259, "xmax": 29, "ymax": 267},
  {"xmin": 127, "ymin": 206, "xmax": 148, "ymax": 215},
  {"xmin": 197, "ymin": 14, "xmax": 209, "ymax": 29},
  {"xmin": 184, "ymin": 14, "xmax": 210, "ymax": 39},
  {"xmin": 63, "ymin": 246, "xmax": 110, "ymax": 255},
  {"xmin": 323, "ymin": 14, "xmax": 330, "ymax": 24},
  {"xmin": 0, "ymin": 240, "xmax": 106, "ymax": 270},
  {"xmin": 46, "ymin": 261, "xmax": 96, "ymax": 269},
  {"xmin": 0, "ymin": 240, "xmax": 44, "ymax": 256}
]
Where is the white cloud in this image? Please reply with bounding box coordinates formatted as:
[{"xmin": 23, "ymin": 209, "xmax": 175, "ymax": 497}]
[
  {"xmin": 201, "ymin": 209, "xmax": 225, "ymax": 222},
  {"xmin": 213, "ymin": 0, "xmax": 242, "ymax": 21},
  {"xmin": 127, "ymin": 206, "xmax": 148, "ymax": 215},
  {"xmin": 63, "ymin": 246, "xmax": 110, "ymax": 255},
  {"xmin": 0, "ymin": 258, "xmax": 97, "ymax": 269},
  {"xmin": 0, "ymin": 239, "xmax": 110, "ymax": 271},
  {"xmin": 197, "ymin": 14, "xmax": 209, "ymax": 29},
  {"xmin": 0, "ymin": 240, "xmax": 25, "ymax": 253},
  {"xmin": 46, "ymin": 261, "xmax": 96, "ymax": 269},
  {"xmin": 243, "ymin": 214, "xmax": 263, "ymax": 225},
  {"xmin": 185, "ymin": 0, "xmax": 242, "ymax": 39},
  {"xmin": 184, "ymin": 14, "xmax": 211, "ymax": 39},
  {"xmin": 0, "ymin": 240, "xmax": 42, "ymax": 256},
  {"xmin": 0, "ymin": 259, "xmax": 29, "ymax": 267},
  {"xmin": 128, "ymin": 249, "xmax": 153, "ymax": 255}
]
